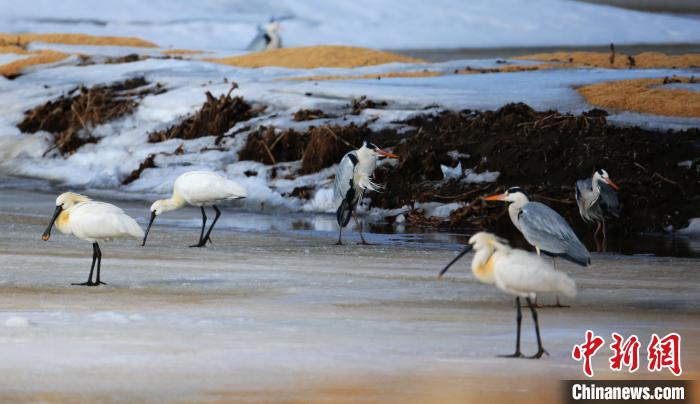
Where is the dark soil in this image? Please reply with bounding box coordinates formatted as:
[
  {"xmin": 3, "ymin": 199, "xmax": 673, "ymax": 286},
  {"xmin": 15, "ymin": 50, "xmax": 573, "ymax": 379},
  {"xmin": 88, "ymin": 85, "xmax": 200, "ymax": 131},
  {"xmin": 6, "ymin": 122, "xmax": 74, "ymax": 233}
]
[
  {"xmin": 148, "ymin": 85, "xmax": 262, "ymax": 143},
  {"xmin": 18, "ymin": 77, "xmax": 164, "ymax": 155},
  {"xmin": 368, "ymin": 103, "xmax": 700, "ymax": 236}
]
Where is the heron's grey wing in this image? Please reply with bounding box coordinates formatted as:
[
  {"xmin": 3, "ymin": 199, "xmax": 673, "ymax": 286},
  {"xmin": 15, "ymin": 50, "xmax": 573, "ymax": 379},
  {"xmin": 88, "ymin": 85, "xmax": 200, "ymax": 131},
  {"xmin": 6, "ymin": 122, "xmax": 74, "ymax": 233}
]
[
  {"xmin": 519, "ymin": 202, "xmax": 590, "ymax": 266},
  {"xmin": 598, "ymin": 182, "xmax": 620, "ymax": 218},
  {"xmin": 575, "ymin": 178, "xmax": 595, "ymax": 222},
  {"xmin": 246, "ymin": 29, "xmax": 269, "ymax": 51},
  {"xmin": 333, "ymin": 152, "xmax": 357, "ymax": 208}
]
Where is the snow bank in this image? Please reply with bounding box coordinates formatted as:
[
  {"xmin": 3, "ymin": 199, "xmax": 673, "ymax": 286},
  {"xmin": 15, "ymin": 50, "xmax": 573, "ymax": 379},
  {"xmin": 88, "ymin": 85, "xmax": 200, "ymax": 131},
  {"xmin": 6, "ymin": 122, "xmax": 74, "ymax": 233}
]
[{"xmin": 2, "ymin": 0, "xmax": 700, "ymax": 50}]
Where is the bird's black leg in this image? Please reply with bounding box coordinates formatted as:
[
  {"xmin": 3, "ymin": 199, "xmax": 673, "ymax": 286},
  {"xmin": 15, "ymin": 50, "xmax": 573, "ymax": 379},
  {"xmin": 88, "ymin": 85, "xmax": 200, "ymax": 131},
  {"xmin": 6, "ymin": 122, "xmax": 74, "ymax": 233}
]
[
  {"xmin": 189, "ymin": 207, "xmax": 208, "ymax": 248},
  {"xmin": 72, "ymin": 242, "xmax": 98, "ymax": 286},
  {"xmin": 500, "ymin": 297, "xmax": 525, "ymax": 358},
  {"xmin": 201, "ymin": 205, "xmax": 221, "ymax": 246},
  {"xmin": 353, "ymin": 212, "xmax": 371, "ymax": 245},
  {"xmin": 94, "ymin": 243, "xmax": 106, "ymax": 285},
  {"xmin": 526, "ymin": 297, "xmax": 549, "ymax": 359},
  {"xmin": 335, "ymin": 227, "xmax": 343, "ymax": 245}
]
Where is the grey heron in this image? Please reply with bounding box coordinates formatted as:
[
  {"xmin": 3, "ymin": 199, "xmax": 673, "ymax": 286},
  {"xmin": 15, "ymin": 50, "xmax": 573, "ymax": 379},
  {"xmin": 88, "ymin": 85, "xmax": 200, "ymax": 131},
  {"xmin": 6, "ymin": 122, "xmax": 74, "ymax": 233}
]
[
  {"xmin": 333, "ymin": 141, "xmax": 399, "ymax": 245},
  {"xmin": 246, "ymin": 20, "xmax": 283, "ymax": 52},
  {"xmin": 439, "ymin": 232, "xmax": 576, "ymax": 358},
  {"xmin": 42, "ymin": 192, "xmax": 144, "ymax": 286},
  {"xmin": 575, "ymin": 167, "xmax": 620, "ymax": 251},
  {"xmin": 142, "ymin": 171, "xmax": 247, "ymax": 248},
  {"xmin": 484, "ymin": 187, "xmax": 589, "ymax": 306}
]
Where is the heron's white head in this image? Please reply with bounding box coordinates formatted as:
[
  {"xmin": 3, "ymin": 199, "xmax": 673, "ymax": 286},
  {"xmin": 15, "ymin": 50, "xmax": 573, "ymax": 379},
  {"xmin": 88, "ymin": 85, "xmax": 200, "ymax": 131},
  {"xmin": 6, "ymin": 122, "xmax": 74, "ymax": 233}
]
[
  {"xmin": 265, "ymin": 20, "xmax": 283, "ymax": 35},
  {"xmin": 358, "ymin": 141, "xmax": 400, "ymax": 161},
  {"xmin": 483, "ymin": 186, "xmax": 529, "ymax": 204},
  {"xmin": 592, "ymin": 167, "xmax": 620, "ymax": 190}
]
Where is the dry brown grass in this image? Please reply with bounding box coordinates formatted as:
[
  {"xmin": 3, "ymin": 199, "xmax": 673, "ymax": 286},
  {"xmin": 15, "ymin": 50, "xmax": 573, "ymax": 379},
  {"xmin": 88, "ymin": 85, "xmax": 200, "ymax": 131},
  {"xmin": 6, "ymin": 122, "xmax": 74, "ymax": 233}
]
[
  {"xmin": 516, "ymin": 51, "xmax": 700, "ymax": 69},
  {"xmin": 206, "ymin": 45, "xmax": 425, "ymax": 69},
  {"xmin": 578, "ymin": 76, "xmax": 700, "ymax": 118},
  {"xmin": 0, "ymin": 49, "xmax": 69, "ymax": 78},
  {"xmin": 281, "ymin": 69, "xmax": 441, "ymax": 81},
  {"xmin": 0, "ymin": 32, "xmax": 157, "ymax": 48},
  {"xmin": 160, "ymin": 48, "xmax": 204, "ymax": 56}
]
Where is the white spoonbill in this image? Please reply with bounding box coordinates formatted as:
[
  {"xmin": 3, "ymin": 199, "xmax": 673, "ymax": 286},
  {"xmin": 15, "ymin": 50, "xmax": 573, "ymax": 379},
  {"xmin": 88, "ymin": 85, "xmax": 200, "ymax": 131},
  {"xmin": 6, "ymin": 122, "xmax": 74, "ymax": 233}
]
[
  {"xmin": 439, "ymin": 232, "xmax": 576, "ymax": 358},
  {"xmin": 142, "ymin": 170, "xmax": 247, "ymax": 247},
  {"xmin": 575, "ymin": 167, "xmax": 620, "ymax": 250},
  {"xmin": 333, "ymin": 141, "xmax": 399, "ymax": 245},
  {"xmin": 42, "ymin": 192, "xmax": 144, "ymax": 286}
]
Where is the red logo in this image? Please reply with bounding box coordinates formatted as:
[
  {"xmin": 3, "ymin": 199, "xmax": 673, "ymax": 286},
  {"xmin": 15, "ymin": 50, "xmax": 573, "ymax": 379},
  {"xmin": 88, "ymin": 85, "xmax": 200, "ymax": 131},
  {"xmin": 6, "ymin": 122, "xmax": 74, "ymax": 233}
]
[
  {"xmin": 609, "ymin": 332, "xmax": 640, "ymax": 373},
  {"xmin": 572, "ymin": 330, "xmax": 605, "ymax": 377},
  {"xmin": 647, "ymin": 333, "xmax": 682, "ymax": 376}
]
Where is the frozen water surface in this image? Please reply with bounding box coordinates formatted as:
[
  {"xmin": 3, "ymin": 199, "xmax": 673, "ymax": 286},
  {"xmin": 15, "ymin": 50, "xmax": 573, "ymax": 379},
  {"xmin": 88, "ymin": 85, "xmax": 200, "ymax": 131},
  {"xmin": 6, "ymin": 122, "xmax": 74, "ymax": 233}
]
[{"xmin": 0, "ymin": 188, "xmax": 698, "ymax": 401}]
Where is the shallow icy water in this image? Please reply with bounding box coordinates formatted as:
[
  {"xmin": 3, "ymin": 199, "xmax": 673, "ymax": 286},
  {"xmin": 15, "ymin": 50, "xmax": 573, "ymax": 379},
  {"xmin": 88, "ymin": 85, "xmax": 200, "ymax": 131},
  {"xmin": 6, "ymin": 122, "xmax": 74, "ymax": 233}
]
[{"xmin": 0, "ymin": 188, "xmax": 698, "ymax": 401}]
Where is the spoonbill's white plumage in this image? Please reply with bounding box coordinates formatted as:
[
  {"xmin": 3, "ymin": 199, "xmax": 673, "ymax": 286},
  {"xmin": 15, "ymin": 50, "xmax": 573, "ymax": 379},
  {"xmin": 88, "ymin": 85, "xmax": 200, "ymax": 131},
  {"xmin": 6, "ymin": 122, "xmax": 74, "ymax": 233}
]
[
  {"xmin": 439, "ymin": 232, "xmax": 576, "ymax": 358},
  {"xmin": 142, "ymin": 170, "xmax": 247, "ymax": 247},
  {"xmin": 575, "ymin": 167, "xmax": 620, "ymax": 250},
  {"xmin": 42, "ymin": 192, "xmax": 144, "ymax": 286},
  {"xmin": 332, "ymin": 141, "xmax": 399, "ymax": 245},
  {"xmin": 246, "ymin": 20, "xmax": 283, "ymax": 52}
]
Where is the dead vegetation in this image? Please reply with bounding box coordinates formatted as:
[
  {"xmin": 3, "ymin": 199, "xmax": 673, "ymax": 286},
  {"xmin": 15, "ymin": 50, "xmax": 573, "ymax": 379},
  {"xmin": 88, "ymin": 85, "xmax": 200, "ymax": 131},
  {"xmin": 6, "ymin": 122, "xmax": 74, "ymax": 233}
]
[
  {"xmin": 293, "ymin": 109, "xmax": 329, "ymax": 121},
  {"xmin": 205, "ymin": 45, "xmax": 425, "ymax": 69},
  {"xmin": 18, "ymin": 77, "xmax": 165, "ymax": 155},
  {"xmin": 0, "ymin": 45, "xmax": 69, "ymax": 78},
  {"xmin": 122, "ymin": 154, "xmax": 157, "ymax": 185},
  {"xmin": 147, "ymin": 85, "xmax": 262, "ymax": 143},
  {"xmin": 515, "ymin": 51, "xmax": 700, "ymax": 69},
  {"xmin": 0, "ymin": 33, "xmax": 157, "ymax": 48},
  {"xmin": 577, "ymin": 76, "xmax": 700, "ymax": 118}
]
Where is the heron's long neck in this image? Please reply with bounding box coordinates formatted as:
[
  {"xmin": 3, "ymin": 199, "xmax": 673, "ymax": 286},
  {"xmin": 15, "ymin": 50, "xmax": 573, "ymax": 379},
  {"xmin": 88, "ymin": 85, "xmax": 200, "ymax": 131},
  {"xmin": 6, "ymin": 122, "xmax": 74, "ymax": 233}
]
[
  {"xmin": 508, "ymin": 198, "xmax": 528, "ymax": 231},
  {"xmin": 356, "ymin": 154, "xmax": 379, "ymax": 192},
  {"xmin": 590, "ymin": 175, "xmax": 603, "ymax": 203}
]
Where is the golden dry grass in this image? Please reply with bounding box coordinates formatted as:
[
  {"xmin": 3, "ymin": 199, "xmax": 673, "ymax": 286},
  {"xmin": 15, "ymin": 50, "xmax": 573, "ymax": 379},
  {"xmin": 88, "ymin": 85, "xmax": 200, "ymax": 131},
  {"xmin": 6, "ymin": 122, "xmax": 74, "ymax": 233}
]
[
  {"xmin": 0, "ymin": 32, "xmax": 157, "ymax": 48},
  {"xmin": 206, "ymin": 45, "xmax": 425, "ymax": 69},
  {"xmin": 578, "ymin": 76, "xmax": 700, "ymax": 118},
  {"xmin": 160, "ymin": 48, "xmax": 205, "ymax": 56},
  {"xmin": 516, "ymin": 51, "xmax": 700, "ymax": 69},
  {"xmin": 281, "ymin": 69, "xmax": 441, "ymax": 81},
  {"xmin": 0, "ymin": 48, "xmax": 69, "ymax": 77}
]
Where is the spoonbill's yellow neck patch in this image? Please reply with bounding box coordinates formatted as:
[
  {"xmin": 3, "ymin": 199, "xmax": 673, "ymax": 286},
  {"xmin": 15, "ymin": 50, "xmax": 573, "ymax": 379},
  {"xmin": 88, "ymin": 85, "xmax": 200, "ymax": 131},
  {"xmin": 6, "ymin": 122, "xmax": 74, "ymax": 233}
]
[{"xmin": 56, "ymin": 210, "xmax": 71, "ymax": 233}]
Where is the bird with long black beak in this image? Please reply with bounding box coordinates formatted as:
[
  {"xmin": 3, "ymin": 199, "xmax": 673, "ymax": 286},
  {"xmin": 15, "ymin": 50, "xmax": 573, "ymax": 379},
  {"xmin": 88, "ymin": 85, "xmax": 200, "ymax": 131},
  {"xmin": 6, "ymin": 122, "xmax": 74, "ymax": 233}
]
[
  {"xmin": 142, "ymin": 170, "xmax": 247, "ymax": 247},
  {"xmin": 483, "ymin": 186, "xmax": 589, "ymax": 307},
  {"xmin": 575, "ymin": 167, "xmax": 620, "ymax": 251},
  {"xmin": 439, "ymin": 232, "xmax": 576, "ymax": 358},
  {"xmin": 42, "ymin": 192, "xmax": 144, "ymax": 286},
  {"xmin": 332, "ymin": 141, "xmax": 399, "ymax": 245}
]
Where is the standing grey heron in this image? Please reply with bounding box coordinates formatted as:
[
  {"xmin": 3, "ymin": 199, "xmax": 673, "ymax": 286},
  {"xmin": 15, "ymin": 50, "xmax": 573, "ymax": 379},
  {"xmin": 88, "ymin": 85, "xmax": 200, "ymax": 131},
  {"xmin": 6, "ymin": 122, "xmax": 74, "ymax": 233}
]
[
  {"xmin": 575, "ymin": 167, "xmax": 620, "ymax": 251},
  {"xmin": 439, "ymin": 232, "xmax": 576, "ymax": 358},
  {"xmin": 484, "ymin": 187, "xmax": 589, "ymax": 306},
  {"xmin": 333, "ymin": 141, "xmax": 399, "ymax": 245},
  {"xmin": 246, "ymin": 20, "xmax": 283, "ymax": 52}
]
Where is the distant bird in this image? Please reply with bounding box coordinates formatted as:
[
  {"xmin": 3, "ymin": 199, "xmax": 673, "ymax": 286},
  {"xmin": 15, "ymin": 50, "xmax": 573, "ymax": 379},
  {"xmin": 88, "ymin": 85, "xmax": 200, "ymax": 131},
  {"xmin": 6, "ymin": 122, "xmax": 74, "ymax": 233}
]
[
  {"xmin": 246, "ymin": 20, "xmax": 283, "ymax": 52},
  {"xmin": 142, "ymin": 171, "xmax": 247, "ymax": 247},
  {"xmin": 333, "ymin": 141, "xmax": 399, "ymax": 245},
  {"xmin": 439, "ymin": 232, "xmax": 576, "ymax": 358},
  {"xmin": 575, "ymin": 167, "xmax": 620, "ymax": 249},
  {"xmin": 484, "ymin": 187, "xmax": 589, "ymax": 306},
  {"xmin": 42, "ymin": 192, "xmax": 144, "ymax": 286}
]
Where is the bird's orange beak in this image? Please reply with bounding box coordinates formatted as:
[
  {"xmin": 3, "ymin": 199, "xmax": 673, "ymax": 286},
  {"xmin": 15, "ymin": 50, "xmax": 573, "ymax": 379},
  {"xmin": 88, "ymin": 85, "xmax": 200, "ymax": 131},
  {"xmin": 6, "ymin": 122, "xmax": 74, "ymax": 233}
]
[
  {"xmin": 484, "ymin": 193, "xmax": 506, "ymax": 201},
  {"xmin": 605, "ymin": 178, "xmax": 620, "ymax": 191},
  {"xmin": 377, "ymin": 149, "xmax": 399, "ymax": 159}
]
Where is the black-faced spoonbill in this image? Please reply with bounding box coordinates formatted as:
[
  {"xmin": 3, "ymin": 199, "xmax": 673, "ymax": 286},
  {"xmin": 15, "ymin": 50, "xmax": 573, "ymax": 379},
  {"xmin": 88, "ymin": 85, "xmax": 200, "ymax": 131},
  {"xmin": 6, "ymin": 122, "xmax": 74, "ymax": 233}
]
[
  {"xmin": 42, "ymin": 192, "xmax": 144, "ymax": 286},
  {"xmin": 575, "ymin": 167, "xmax": 620, "ymax": 251},
  {"xmin": 484, "ymin": 186, "xmax": 589, "ymax": 306},
  {"xmin": 333, "ymin": 141, "xmax": 399, "ymax": 245},
  {"xmin": 142, "ymin": 170, "xmax": 247, "ymax": 247},
  {"xmin": 439, "ymin": 232, "xmax": 576, "ymax": 359}
]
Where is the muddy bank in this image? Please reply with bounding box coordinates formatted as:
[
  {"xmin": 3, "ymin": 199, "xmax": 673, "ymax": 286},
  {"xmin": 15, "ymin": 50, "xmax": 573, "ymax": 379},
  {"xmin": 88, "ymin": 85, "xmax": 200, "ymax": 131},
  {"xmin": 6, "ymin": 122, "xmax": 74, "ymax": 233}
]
[
  {"xmin": 18, "ymin": 77, "xmax": 165, "ymax": 155},
  {"xmin": 239, "ymin": 103, "xmax": 699, "ymax": 236}
]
